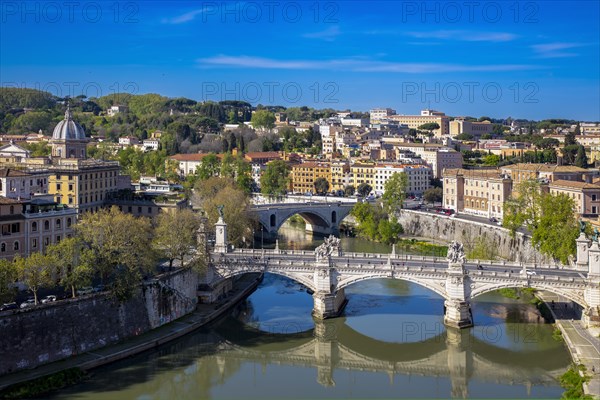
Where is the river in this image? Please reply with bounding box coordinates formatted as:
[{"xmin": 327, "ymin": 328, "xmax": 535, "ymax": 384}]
[{"xmin": 50, "ymin": 223, "xmax": 571, "ymax": 399}]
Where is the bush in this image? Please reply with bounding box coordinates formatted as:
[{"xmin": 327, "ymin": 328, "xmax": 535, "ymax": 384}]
[{"xmin": 0, "ymin": 368, "xmax": 86, "ymax": 399}]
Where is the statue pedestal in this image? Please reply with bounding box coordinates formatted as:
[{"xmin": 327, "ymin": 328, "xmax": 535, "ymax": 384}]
[
  {"xmin": 214, "ymin": 217, "xmax": 228, "ymax": 253},
  {"xmin": 576, "ymin": 232, "xmax": 590, "ymax": 270}
]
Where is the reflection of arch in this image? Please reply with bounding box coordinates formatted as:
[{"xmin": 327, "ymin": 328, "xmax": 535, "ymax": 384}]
[
  {"xmin": 471, "ymin": 283, "xmax": 586, "ymax": 309},
  {"xmin": 338, "ymin": 274, "xmax": 449, "ymax": 301}
]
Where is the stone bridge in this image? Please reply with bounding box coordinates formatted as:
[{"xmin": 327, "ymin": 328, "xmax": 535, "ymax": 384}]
[
  {"xmin": 249, "ymin": 196, "xmax": 356, "ymax": 239},
  {"xmin": 204, "ymin": 219, "xmax": 600, "ymax": 329},
  {"xmin": 209, "ymin": 320, "xmax": 566, "ymax": 397}
]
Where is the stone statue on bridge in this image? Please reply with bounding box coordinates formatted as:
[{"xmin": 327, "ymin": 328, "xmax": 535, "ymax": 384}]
[
  {"xmin": 446, "ymin": 241, "xmax": 466, "ymax": 265},
  {"xmin": 315, "ymin": 235, "xmax": 341, "ymax": 262}
]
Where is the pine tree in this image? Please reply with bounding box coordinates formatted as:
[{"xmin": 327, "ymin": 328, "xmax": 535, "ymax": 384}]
[{"xmin": 575, "ymin": 145, "xmax": 588, "ymax": 168}]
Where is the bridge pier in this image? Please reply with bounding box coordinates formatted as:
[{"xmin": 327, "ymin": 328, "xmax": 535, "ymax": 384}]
[
  {"xmin": 313, "ymin": 289, "xmax": 347, "ymax": 319},
  {"xmin": 444, "ymin": 262, "xmax": 473, "ymax": 329},
  {"xmin": 312, "ymin": 258, "xmax": 347, "ymax": 319}
]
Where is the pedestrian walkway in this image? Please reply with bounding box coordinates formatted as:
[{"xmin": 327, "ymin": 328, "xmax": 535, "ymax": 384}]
[
  {"xmin": 538, "ymin": 291, "xmax": 600, "ymax": 399},
  {"xmin": 0, "ymin": 274, "xmax": 262, "ymax": 393}
]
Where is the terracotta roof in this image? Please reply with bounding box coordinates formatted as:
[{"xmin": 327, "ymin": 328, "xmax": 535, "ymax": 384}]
[
  {"xmin": 244, "ymin": 152, "xmax": 281, "ymax": 159},
  {"xmin": 0, "ymin": 196, "xmax": 24, "ymax": 205},
  {"xmin": 549, "ymin": 180, "xmax": 600, "ymax": 190},
  {"xmin": 169, "ymin": 153, "xmax": 224, "ymax": 161},
  {"xmin": 0, "ymin": 168, "xmax": 30, "ymax": 177},
  {"xmin": 501, "ymin": 163, "xmax": 586, "ymax": 173}
]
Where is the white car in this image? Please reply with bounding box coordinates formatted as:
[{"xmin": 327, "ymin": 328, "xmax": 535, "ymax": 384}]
[
  {"xmin": 521, "ymin": 270, "xmax": 537, "ymax": 276},
  {"xmin": 41, "ymin": 295, "xmax": 57, "ymax": 304}
]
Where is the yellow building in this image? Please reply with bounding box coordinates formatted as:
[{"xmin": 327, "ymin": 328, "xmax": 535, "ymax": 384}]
[
  {"xmin": 330, "ymin": 160, "xmax": 350, "ymax": 192},
  {"xmin": 48, "ymin": 159, "xmax": 122, "ymax": 213},
  {"xmin": 47, "ymin": 106, "xmax": 123, "ymax": 213},
  {"xmin": 289, "ymin": 161, "xmax": 332, "ymax": 194},
  {"xmin": 349, "ymin": 163, "xmax": 377, "ymax": 190}
]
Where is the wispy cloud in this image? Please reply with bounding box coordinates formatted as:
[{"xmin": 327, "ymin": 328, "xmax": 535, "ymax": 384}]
[
  {"xmin": 162, "ymin": 8, "xmax": 207, "ymax": 24},
  {"xmin": 302, "ymin": 26, "xmax": 341, "ymax": 41},
  {"xmin": 406, "ymin": 30, "xmax": 518, "ymax": 42},
  {"xmin": 197, "ymin": 55, "xmax": 541, "ymax": 73},
  {"xmin": 531, "ymin": 42, "xmax": 587, "ymax": 58}
]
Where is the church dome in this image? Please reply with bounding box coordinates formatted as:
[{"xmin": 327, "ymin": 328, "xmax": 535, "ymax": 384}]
[{"xmin": 52, "ymin": 105, "xmax": 86, "ymax": 140}]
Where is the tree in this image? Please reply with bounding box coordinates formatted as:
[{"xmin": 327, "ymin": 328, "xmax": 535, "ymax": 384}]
[
  {"xmin": 196, "ymin": 177, "xmax": 255, "ymax": 247},
  {"xmin": 251, "ymin": 110, "xmax": 276, "ymax": 130},
  {"xmin": 423, "ymin": 187, "xmax": 443, "ymax": 204},
  {"xmin": 196, "ymin": 153, "xmax": 221, "ymax": 181},
  {"xmin": 503, "ymin": 180, "xmax": 543, "ymax": 236},
  {"xmin": 382, "ymin": 172, "xmax": 408, "ymax": 213},
  {"xmin": 344, "ymin": 185, "xmax": 355, "ymax": 197},
  {"xmin": 153, "ymin": 209, "xmax": 201, "ymax": 268},
  {"xmin": 314, "ymin": 177, "xmax": 330, "ymax": 195},
  {"xmin": 418, "ymin": 122, "xmax": 440, "ymax": 135},
  {"xmin": 532, "ymin": 193, "xmax": 578, "ymax": 263},
  {"xmin": 75, "ymin": 207, "xmax": 155, "ymax": 300},
  {"xmin": 561, "ymin": 144, "xmax": 580, "ymax": 165},
  {"xmin": 260, "ymin": 160, "xmax": 290, "ymax": 197},
  {"xmin": 0, "ymin": 259, "xmax": 17, "ymax": 303},
  {"xmin": 575, "ymin": 145, "xmax": 588, "ymax": 168},
  {"xmin": 357, "ymin": 183, "xmax": 372, "ymax": 198},
  {"xmin": 503, "ymin": 180, "xmax": 578, "ymax": 263},
  {"xmin": 46, "ymin": 237, "xmax": 94, "ymax": 298},
  {"xmin": 15, "ymin": 253, "xmax": 54, "ymax": 304}
]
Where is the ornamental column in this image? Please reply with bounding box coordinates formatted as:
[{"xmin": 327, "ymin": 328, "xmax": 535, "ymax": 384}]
[
  {"xmin": 444, "ymin": 241, "xmax": 473, "ymax": 329},
  {"xmin": 313, "ymin": 236, "xmax": 347, "ymax": 319}
]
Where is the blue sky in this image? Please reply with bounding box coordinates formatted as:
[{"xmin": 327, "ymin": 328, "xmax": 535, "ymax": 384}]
[{"xmin": 1, "ymin": 1, "xmax": 599, "ymax": 120}]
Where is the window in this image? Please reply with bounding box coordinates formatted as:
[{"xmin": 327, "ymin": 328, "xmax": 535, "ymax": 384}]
[
  {"xmin": 57, "ymin": 183, "xmax": 61, "ymax": 191},
  {"xmin": 9, "ymin": 206, "xmax": 14, "ymax": 214},
  {"xmin": 56, "ymin": 219, "xmax": 61, "ymax": 229},
  {"xmin": 13, "ymin": 241, "xmax": 19, "ymax": 251},
  {"xmin": 67, "ymin": 218, "xmax": 72, "ymax": 227},
  {"xmin": 56, "ymin": 235, "xmax": 61, "ymax": 243},
  {"xmin": 0, "ymin": 243, "xmax": 4, "ymax": 252},
  {"xmin": 44, "ymin": 220, "xmax": 50, "ymax": 231},
  {"xmin": 32, "ymin": 238, "xmax": 37, "ymax": 249},
  {"xmin": 593, "ymin": 206, "xmax": 597, "ymax": 214},
  {"xmin": 44, "ymin": 237, "xmax": 50, "ymax": 246},
  {"xmin": 148, "ymin": 207, "xmax": 152, "ymax": 214},
  {"xmin": 593, "ymin": 194, "xmax": 598, "ymax": 201},
  {"xmin": 32, "ymin": 222, "xmax": 37, "ymax": 232}
]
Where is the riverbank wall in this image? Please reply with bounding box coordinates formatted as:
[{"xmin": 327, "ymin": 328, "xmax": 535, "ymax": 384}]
[
  {"xmin": 0, "ymin": 267, "xmax": 199, "ymax": 376},
  {"xmin": 396, "ymin": 210, "xmax": 550, "ymax": 263}
]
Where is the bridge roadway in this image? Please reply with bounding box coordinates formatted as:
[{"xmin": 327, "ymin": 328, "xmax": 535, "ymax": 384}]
[{"xmin": 204, "ymin": 247, "xmax": 594, "ymax": 327}]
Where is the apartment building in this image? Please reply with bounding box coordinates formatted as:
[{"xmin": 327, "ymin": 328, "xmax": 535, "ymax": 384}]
[
  {"xmin": 500, "ymin": 163, "xmax": 587, "ymax": 187},
  {"xmin": 449, "ymin": 119, "xmax": 493, "ymax": 137},
  {"xmin": 389, "ymin": 109, "xmax": 450, "ymax": 137},
  {"xmin": 0, "ymin": 169, "xmax": 49, "ymax": 199},
  {"xmin": 374, "ymin": 164, "xmax": 432, "ymax": 196},
  {"xmin": 330, "ymin": 160, "xmax": 350, "ymax": 192},
  {"xmin": 48, "ymin": 159, "xmax": 122, "ymax": 213},
  {"xmin": 443, "ymin": 168, "xmax": 512, "ymax": 219},
  {"xmin": 548, "ymin": 180, "xmax": 600, "ymax": 217},
  {"xmin": 369, "ymin": 108, "xmax": 397, "ymax": 122},
  {"xmin": 289, "ymin": 161, "xmax": 332, "ymax": 194},
  {"xmin": 349, "ymin": 163, "xmax": 377, "ymax": 190}
]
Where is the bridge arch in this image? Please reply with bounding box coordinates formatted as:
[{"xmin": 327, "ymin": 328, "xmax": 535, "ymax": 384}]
[
  {"xmin": 470, "ymin": 282, "xmax": 587, "ymax": 308},
  {"xmin": 337, "ymin": 274, "xmax": 449, "ymax": 301},
  {"xmin": 213, "ymin": 269, "xmax": 317, "ymax": 293}
]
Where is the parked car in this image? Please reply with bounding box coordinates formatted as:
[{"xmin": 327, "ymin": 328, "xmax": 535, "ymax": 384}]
[
  {"xmin": 77, "ymin": 287, "xmax": 94, "ymax": 296},
  {"xmin": 526, "ymin": 270, "xmax": 537, "ymax": 276},
  {"xmin": 41, "ymin": 295, "xmax": 57, "ymax": 304},
  {"xmin": 0, "ymin": 302, "xmax": 18, "ymax": 311},
  {"xmin": 20, "ymin": 299, "xmax": 35, "ymax": 309},
  {"xmin": 489, "ymin": 217, "xmax": 498, "ymax": 223}
]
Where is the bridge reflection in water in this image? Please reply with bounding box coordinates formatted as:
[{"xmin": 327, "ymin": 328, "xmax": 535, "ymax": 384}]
[{"xmin": 55, "ymin": 305, "xmax": 568, "ymax": 400}]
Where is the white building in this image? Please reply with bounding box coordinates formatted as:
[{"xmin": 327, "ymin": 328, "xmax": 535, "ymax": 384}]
[
  {"xmin": 369, "ymin": 108, "xmax": 396, "ymax": 122},
  {"xmin": 340, "ymin": 117, "xmax": 369, "ymax": 127},
  {"xmin": 374, "ymin": 164, "xmax": 432, "ymax": 196},
  {"xmin": 118, "ymin": 136, "xmax": 140, "ymax": 146},
  {"xmin": 107, "ymin": 105, "xmax": 128, "ymax": 117},
  {"xmin": 0, "ymin": 169, "xmax": 49, "ymax": 200},
  {"xmin": 142, "ymin": 139, "xmax": 160, "ymax": 151}
]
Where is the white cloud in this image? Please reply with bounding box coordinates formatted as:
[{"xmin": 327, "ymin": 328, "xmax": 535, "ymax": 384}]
[
  {"xmin": 197, "ymin": 55, "xmax": 541, "ymax": 73},
  {"xmin": 162, "ymin": 8, "xmax": 207, "ymax": 24},
  {"xmin": 302, "ymin": 26, "xmax": 341, "ymax": 41},
  {"xmin": 531, "ymin": 42, "xmax": 586, "ymax": 58},
  {"xmin": 406, "ymin": 30, "xmax": 518, "ymax": 42}
]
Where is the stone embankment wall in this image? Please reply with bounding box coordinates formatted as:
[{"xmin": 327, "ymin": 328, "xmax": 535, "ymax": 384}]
[
  {"xmin": 0, "ymin": 268, "xmax": 198, "ymax": 376},
  {"xmin": 396, "ymin": 210, "xmax": 550, "ymax": 264}
]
